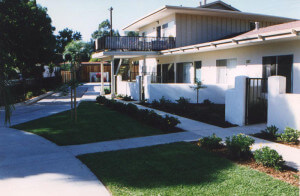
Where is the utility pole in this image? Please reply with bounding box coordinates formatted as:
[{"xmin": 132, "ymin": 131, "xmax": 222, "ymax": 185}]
[{"xmin": 109, "ymin": 7, "xmax": 113, "ymax": 36}]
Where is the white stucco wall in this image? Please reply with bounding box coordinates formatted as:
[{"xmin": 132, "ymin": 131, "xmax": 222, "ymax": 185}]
[
  {"xmin": 116, "ymin": 76, "xmax": 140, "ymax": 101},
  {"xmin": 145, "ymin": 83, "xmax": 229, "ymax": 104},
  {"xmin": 225, "ymin": 76, "xmax": 248, "ymax": 126},
  {"xmin": 155, "ymin": 40, "xmax": 300, "ymax": 92},
  {"xmin": 268, "ymin": 76, "xmax": 300, "ymax": 130}
]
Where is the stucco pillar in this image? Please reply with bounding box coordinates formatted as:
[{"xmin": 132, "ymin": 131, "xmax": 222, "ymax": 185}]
[
  {"xmin": 136, "ymin": 75, "xmax": 142, "ymax": 102},
  {"xmin": 225, "ymin": 76, "xmax": 248, "ymax": 126},
  {"xmin": 268, "ymin": 76, "xmax": 286, "ymax": 97},
  {"xmin": 144, "ymin": 75, "xmax": 152, "ymax": 101},
  {"xmin": 111, "ymin": 56, "xmax": 115, "ymax": 98},
  {"xmin": 101, "ymin": 62, "xmax": 105, "ymax": 95}
]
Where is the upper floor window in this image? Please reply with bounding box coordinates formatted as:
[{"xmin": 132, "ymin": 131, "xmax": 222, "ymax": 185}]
[{"xmin": 249, "ymin": 21, "xmax": 256, "ymax": 30}]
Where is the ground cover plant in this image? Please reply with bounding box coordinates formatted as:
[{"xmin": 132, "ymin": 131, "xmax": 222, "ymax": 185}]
[
  {"xmin": 13, "ymin": 101, "xmax": 180, "ymax": 145},
  {"xmin": 140, "ymin": 96, "xmax": 235, "ymax": 128},
  {"xmin": 78, "ymin": 142, "xmax": 299, "ymax": 195},
  {"xmin": 253, "ymin": 126, "xmax": 300, "ymax": 149}
]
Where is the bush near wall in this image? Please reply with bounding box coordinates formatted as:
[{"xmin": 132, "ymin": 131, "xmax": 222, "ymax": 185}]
[
  {"xmin": 225, "ymin": 134, "xmax": 255, "ymax": 159},
  {"xmin": 254, "ymin": 147, "xmax": 285, "ymax": 170},
  {"xmin": 141, "ymin": 96, "xmax": 235, "ymax": 128},
  {"xmin": 96, "ymin": 96, "xmax": 180, "ymax": 132}
]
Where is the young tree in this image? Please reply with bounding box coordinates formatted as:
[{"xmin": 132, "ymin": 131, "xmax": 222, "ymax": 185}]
[
  {"xmin": 91, "ymin": 19, "xmax": 120, "ymax": 39},
  {"xmin": 190, "ymin": 80, "xmax": 206, "ymax": 104},
  {"xmin": 63, "ymin": 41, "xmax": 92, "ymax": 122}
]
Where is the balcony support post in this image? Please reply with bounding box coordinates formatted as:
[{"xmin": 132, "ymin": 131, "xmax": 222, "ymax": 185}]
[
  {"xmin": 174, "ymin": 61, "xmax": 177, "ymax": 83},
  {"xmin": 111, "ymin": 56, "xmax": 115, "ymax": 98},
  {"xmin": 101, "ymin": 62, "xmax": 105, "ymax": 95}
]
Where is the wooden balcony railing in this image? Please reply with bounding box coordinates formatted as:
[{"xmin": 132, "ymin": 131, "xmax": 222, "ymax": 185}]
[{"xmin": 95, "ymin": 36, "xmax": 176, "ymax": 51}]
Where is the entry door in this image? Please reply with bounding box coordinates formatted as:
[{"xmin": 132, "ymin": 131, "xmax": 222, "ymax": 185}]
[
  {"xmin": 156, "ymin": 26, "xmax": 161, "ymax": 38},
  {"xmin": 263, "ymin": 55, "xmax": 293, "ymax": 93}
]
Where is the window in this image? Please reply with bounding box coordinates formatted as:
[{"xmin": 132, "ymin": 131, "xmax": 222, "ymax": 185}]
[
  {"xmin": 176, "ymin": 62, "xmax": 193, "ymax": 83},
  {"xmin": 162, "ymin": 23, "xmax": 168, "ymax": 29},
  {"xmin": 162, "ymin": 63, "xmax": 174, "ymax": 83},
  {"xmin": 216, "ymin": 59, "xmax": 237, "ymax": 85},
  {"xmin": 194, "ymin": 61, "xmax": 202, "ymax": 82},
  {"xmin": 249, "ymin": 21, "xmax": 256, "ymax": 30},
  {"xmin": 263, "ymin": 55, "xmax": 293, "ymax": 93}
]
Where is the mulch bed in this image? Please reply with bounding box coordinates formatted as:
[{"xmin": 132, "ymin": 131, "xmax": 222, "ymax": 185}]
[
  {"xmin": 251, "ymin": 133, "xmax": 300, "ymax": 149},
  {"xmin": 196, "ymin": 144, "xmax": 299, "ymax": 186}
]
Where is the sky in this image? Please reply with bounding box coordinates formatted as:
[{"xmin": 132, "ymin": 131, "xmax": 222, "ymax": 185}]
[{"xmin": 36, "ymin": 0, "xmax": 300, "ymax": 41}]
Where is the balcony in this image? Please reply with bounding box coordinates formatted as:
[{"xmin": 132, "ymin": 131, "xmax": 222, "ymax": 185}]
[{"xmin": 95, "ymin": 36, "xmax": 176, "ymax": 52}]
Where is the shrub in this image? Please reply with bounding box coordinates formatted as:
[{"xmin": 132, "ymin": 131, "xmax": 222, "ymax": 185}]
[
  {"xmin": 225, "ymin": 134, "xmax": 255, "ymax": 159},
  {"xmin": 125, "ymin": 103, "xmax": 139, "ymax": 116},
  {"xmin": 176, "ymin": 97, "xmax": 190, "ymax": 105},
  {"xmin": 203, "ymin": 99, "xmax": 212, "ymax": 105},
  {"xmin": 279, "ymin": 127, "xmax": 300, "ymax": 144},
  {"xmin": 123, "ymin": 95, "xmax": 133, "ymax": 101},
  {"xmin": 151, "ymin": 99, "xmax": 160, "ymax": 108},
  {"xmin": 160, "ymin": 115, "xmax": 180, "ymax": 131},
  {"xmin": 41, "ymin": 88, "xmax": 47, "ymax": 94},
  {"xmin": 254, "ymin": 147, "xmax": 285, "ymax": 170},
  {"xmin": 104, "ymin": 88, "xmax": 110, "ymax": 94},
  {"xmin": 198, "ymin": 134, "xmax": 223, "ymax": 149},
  {"xmin": 260, "ymin": 125, "xmax": 279, "ymax": 140},
  {"xmin": 25, "ymin": 91, "xmax": 33, "ymax": 100},
  {"xmin": 96, "ymin": 96, "xmax": 107, "ymax": 104},
  {"xmin": 159, "ymin": 96, "xmax": 172, "ymax": 108}
]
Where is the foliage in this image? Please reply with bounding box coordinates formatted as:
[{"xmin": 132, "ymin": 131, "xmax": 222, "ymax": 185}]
[
  {"xmin": 54, "ymin": 28, "xmax": 82, "ymax": 64},
  {"xmin": 176, "ymin": 97, "xmax": 190, "ymax": 105},
  {"xmin": 0, "ymin": 75, "xmax": 15, "ymax": 125},
  {"xmin": 104, "ymin": 88, "xmax": 111, "ymax": 94},
  {"xmin": 25, "ymin": 91, "xmax": 34, "ymax": 100},
  {"xmin": 91, "ymin": 19, "xmax": 120, "ymax": 39},
  {"xmin": 63, "ymin": 41, "xmax": 92, "ymax": 64},
  {"xmin": 190, "ymin": 80, "xmax": 206, "ymax": 104},
  {"xmin": 198, "ymin": 134, "xmax": 223, "ymax": 149},
  {"xmin": 0, "ymin": 0, "xmax": 57, "ymax": 78},
  {"xmin": 225, "ymin": 134, "xmax": 255, "ymax": 159},
  {"xmin": 123, "ymin": 95, "xmax": 133, "ymax": 101},
  {"xmin": 254, "ymin": 147, "xmax": 285, "ymax": 170},
  {"xmin": 126, "ymin": 31, "xmax": 139, "ymax": 36},
  {"xmin": 203, "ymin": 99, "xmax": 212, "ymax": 105},
  {"xmin": 96, "ymin": 96, "xmax": 180, "ymax": 132},
  {"xmin": 279, "ymin": 127, "xmax": 300, "ymax": 144},
  {"xmin": 260, "ymin": 125, "xmax": 279, "ymax": 140}
]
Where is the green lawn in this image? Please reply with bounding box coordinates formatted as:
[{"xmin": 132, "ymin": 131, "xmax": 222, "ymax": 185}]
[
  {"xmin": 13, "ymin": 102, "xmax": 174, "ymax": 145},
  {"xmin": 78, "ymin": 142, "xmax": 298, "ymax": 196}
]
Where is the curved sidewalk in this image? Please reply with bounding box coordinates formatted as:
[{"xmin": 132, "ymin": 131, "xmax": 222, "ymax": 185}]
[{"xmin": 0, "ymin": 84, "xmax": 110, "ymax": 196}]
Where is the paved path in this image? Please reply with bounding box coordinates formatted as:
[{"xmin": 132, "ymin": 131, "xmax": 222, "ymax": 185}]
[
  {"xmin": 63, "ymin": 132, "xmax": 200, "ymax": 156},
  {"xmin": 0, "ymin": 84, "xmax": 110, "ymax": 196}
]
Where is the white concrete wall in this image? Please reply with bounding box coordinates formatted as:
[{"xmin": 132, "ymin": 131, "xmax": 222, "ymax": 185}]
[
  {"xmin": 116, "ymin": 76, "xmax": 140, "ymax": 101},
  {"xmin": 225, "ymin": 76, "xmax": 248, "ymax": 126},
  {"xmin": 268, "ymin": 76, "xmax": 300, "ymax": 130},
  {"xmin": 145, "ymin": 82, "xmax": 229, "ymax": 104}
]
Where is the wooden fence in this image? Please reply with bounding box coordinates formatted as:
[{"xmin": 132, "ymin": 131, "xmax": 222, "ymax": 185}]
[{"xmin": 61, "ymin": 71, "xmax": 72, "ymax": 83}]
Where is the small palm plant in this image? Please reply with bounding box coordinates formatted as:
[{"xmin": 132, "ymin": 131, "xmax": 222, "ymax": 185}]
[{"xmin": 190, "ymin": 79, "xmax": 206, "ymax": 104}]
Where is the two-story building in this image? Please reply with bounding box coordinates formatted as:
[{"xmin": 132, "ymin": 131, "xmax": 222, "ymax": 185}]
[{"xmin": 92, "ymin": 0, "xmax": 300, "ymax": 129}]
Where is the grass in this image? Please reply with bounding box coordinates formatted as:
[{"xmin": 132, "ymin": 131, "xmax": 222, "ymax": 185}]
[
  {"xmin": 13, "ymin": 101, "xmax": 174, "ymax": 146},
  {"xmin": 78, "ymin": 142, "xmax": 298, "ymax": 196}
]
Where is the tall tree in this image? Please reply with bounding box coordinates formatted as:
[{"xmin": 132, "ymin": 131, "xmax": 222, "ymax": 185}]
[
  {"xmin": 0, "ymin": 0, "xmax": 57, "ymax": 125},
  {"xmin": 91, "ymin": 19, "xmax": 120, "ymax": 39}
]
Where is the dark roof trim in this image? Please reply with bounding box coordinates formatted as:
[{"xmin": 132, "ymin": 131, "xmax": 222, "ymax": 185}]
[{"xmin": 199, "ymin": 1, "xmax": 240, "ymax": 12}]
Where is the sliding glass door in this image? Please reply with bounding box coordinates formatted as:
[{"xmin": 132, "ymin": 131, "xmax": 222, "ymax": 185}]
[{"xmin": 176, "ymin": 62, "xmax": 193, "ymax": 83}]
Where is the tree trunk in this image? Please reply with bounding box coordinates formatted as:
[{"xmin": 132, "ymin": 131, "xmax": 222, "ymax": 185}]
[{"xmin": 74, "ymin": 70, "xmax": 77, "ymax": 123}]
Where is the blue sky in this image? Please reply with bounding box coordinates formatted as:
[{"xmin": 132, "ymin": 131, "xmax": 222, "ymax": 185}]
[{"xmin": 37, "ymin": 0, "xmax": 300, "ymax": 41}]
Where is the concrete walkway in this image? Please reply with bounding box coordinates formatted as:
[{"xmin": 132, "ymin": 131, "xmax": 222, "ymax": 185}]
[
  {"xmin": 63, "ymin": 132, "xmax": 200, "ymax": 156},
  {"xmin": 0, "ymin": 84, "xmax": 110, "ymax": 196}
]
